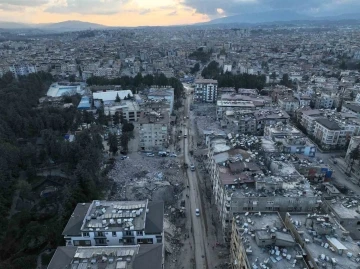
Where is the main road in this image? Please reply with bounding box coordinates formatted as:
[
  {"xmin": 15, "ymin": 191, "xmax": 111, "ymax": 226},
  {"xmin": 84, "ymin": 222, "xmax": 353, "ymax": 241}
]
[{"xmin": 182, "ymin": 84, "xmax": 211, "ymax": 269}]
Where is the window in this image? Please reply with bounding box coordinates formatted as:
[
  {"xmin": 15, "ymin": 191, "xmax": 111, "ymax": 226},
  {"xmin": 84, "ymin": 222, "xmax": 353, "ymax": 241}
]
[
  {"xmin": 112, "ymin": 232, "xmax": 117, "ymax": 237},
  {"xmin": 125, "ymin": 230, "xmax": 132, "ymax": 236},
  {"xmin": 136, "ymin": 231, "xmax": 143, "ymax": 236},
  {"xmin": 82, "ymin": 232, "xmax": 90, "ymax": 237}
]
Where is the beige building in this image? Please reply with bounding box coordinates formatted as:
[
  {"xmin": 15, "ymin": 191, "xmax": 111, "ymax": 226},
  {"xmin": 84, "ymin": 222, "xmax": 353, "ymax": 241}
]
[{"xmin": 138, "ymin": 112, "xmax": 170, "ymax": 151}]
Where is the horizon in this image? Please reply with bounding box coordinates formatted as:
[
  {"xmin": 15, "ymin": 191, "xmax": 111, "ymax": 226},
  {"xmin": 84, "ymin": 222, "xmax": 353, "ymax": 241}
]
[{"xmin": 0, "ymin": 0, "xmax": 359, "ymax": 27}]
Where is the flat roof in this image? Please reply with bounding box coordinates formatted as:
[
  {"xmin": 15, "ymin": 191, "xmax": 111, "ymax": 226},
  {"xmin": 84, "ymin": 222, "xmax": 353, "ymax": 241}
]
[
  {"xmin": 315, "ymin": 118, "xmax": 341, "ymax": 130},
  {"xmin": 217, "ymin": 100, "xmax": 255, "ymax": 108},
  {"xmin": 233, "ymin": 212, "xmax": 308, "ymax": 269},
  {"xmin": 138, "ymin": 112, "xmax": 170, "ymax": 124},
  {"xmin": 195, "ymin": 79, "xmax": 218, "ymax": 84},
  {"xmin": 93, "ymin": 90, "xmax": 133, "ymax": 102},
  {"xmin": 47, "ymin": 245, "xmax": 163, "ymax": 269},
  {"xmin": 81, "ymin": 200, "xmax": 148, "ymax": 232},
  {"xmin": 288, "ymin": 213, "xmax": 360, "ymax": 268},
  {"xmin": 326, "ymin": 197, "xmax": 360, "ymax": 219}
]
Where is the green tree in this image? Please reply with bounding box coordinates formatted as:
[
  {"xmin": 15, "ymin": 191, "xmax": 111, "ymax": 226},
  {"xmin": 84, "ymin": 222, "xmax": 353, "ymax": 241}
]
[
  {"xmin": 115, "ymin": 93, "xmax": 121, "ymax": 102},
  {"xmin": 68, "ymin": 74, "xmax": 76, "ymax": 82},
  {"xmin": 190, "ymin": 63, "xmax": 200, "ymax": 74},
  {"xmin": 340, "ymin": 60, "xmax": 347, "ymax": 70},
  {"xmin": 280, "ymin": 73, "xmax": 292, "ymax": 88},
  {"xmin": 348, "ymin": 145, "xmax": 360, "ymax": 173},
  {"xmin": 120, "ymin": 132, "xmax": 130, "ymax": 153},
  {"xmin": 113, "ymin": 112, "xmax": 121, "ymax": 125}
]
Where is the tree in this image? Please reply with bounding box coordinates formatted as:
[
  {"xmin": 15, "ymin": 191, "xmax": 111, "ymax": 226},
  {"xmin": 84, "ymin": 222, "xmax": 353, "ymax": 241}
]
[
  {"xmin": 113, "ymin": 112, "xmax": 121, "ymax": 125},
  {"xmin": 280, "ymin": 73, "xmax": 292, "ymax": 88},
  {"xmin": 339, "ymin": 60, "xmax": 347, "ymax": 70},
  {"xmin": 120, "ymin": 133, "xmax": 130, "ymax": 153},
  {"xmin": 190, "ymin": 63, "xmax": 200, "ymax": 74},
  {"xmin": 108, "ymin": 133, "xmax": 118, "ymax": 155},
  {"xmin": 68, "ymin": 74, "xmax": 76, "ymax": 82},
  {"xmin": 115, "ymin": 93, "xmax": 121, "ymax": 102},
  {"xmin": 270, "ymin": 72, "xmax": 277, "ymax": 80},
  {"xmin": 348, "ymin": 145, "xmax": 360, "ymax": 173},
  {"xmin": 122, "ymin": 121, "xmax": 134, "ymax": 133}
]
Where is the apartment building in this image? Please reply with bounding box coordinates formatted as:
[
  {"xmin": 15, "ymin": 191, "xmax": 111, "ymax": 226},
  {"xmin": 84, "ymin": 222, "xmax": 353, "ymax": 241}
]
[
  {"xmin": 231, "ymin": 212, "xmax": 308, "ymax": 269},
  {"xmin": 9, "ymin": 64, "xmax": 37, "ymax": 78},
  {"xmin": 277, "ymin": 97, "xmax": 299, "ymax": 116},
  {"xmin": 345, "ymin": 136, "xmax": 360, "ymax": 162},
  {"xmin": 62, "ymin": 200, "xmax": 164, "ymax": 247},
  {"xmin": 223, "ymin": 110, "xmax": 257, "ymax": 134},
  {"xmin": 207, "ymin": 144, "xmax": 317, "ymax": 240},
  {"xmin": 138, "ymin": 112, "xmax": 169, "ymax": 151},
  {"xmin": 342, "ymin": 102, "xmax": 360, "ymax": 118},
  {"xmin": 216, "ymin": 100, "xmax": 255, "ymax": 120},
  {"xmin": 254, "ymin": 109, "xmax": 290, "ymax": 135},
  {"xmin": 264, "ymin": 123, "xmax": 316, "ymax": 157},
  {"xmin": 194, "ymin": 79, "xmax": 218, "ymax": 103},
  {"xmin": 104, "ymin": 101, "xmax": 141, "ymax": 122},
  {"xmin": 48, "ymin": 245, "xmax": 164, "ymax": 269},
  {"xmin": 285, "ymin": 213, "xmax": 360, "ymax": 269},
  {"xmin": 314, "ymin": 94, "xmax": 334, "ymax": 109},
  {"xmin": 148, "ymin": 87, "xmax": 174, "ymax": 114}
]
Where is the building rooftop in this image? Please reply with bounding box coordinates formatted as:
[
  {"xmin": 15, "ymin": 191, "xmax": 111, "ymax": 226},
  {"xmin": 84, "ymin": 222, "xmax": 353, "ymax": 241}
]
[
  {"xmin": 138, "ymin": 112, "xmax": 170, "ymax": 124},
  {"xmin": 93, "ymin": 90, "xmax": 133, "ymax": 102},
  {"xmin": 315, "ymin": 118, "xmax": 341, "ymax": 130},
  {"xmin": 62, "ymin": 200, "xmax": 163, "ymax": 236},
  {"xmin": 287, "ymin": 213, "xmax": 360, "ymax": 269},
  {"xmin": 47, "ymin": 82, "xmax": 84, "ymax": 97},
  {"xmin": 195, "ymin": 78, "xmax": 218, "ymax": 84},
  {"xmin": 343, "ymin": 102, "xmax": 360, "ymax": 113},
  {"xmin": 233, "ymin": 212, "xmax": 308, "ymax": 269},
  {"xmin": 81, "ymin": 200, "xmax": 147, "ymax": 232},
  {"xmin": 148, "ymin": 87, "xmax": 174, "ymax": 97},
  {"xmin": 47, "ymin": 244, "xmax": 163, "ymax": 269},
  {"xmin": 254, "ymin": 109, "xmax": 290, "ymax": 121},
  {"xmin": 217, "ymin": 100, "xmax": 256, "ymax": 108},
  {"xmin": 326, "ymin": 196, "xmax": 360, "ymax": 219}
]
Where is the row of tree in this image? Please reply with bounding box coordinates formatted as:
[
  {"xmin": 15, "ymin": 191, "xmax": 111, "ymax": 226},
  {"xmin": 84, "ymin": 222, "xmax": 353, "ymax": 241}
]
[{"xmin": 201, "ymin": 61, "xmax": 267, "ymax": 90}]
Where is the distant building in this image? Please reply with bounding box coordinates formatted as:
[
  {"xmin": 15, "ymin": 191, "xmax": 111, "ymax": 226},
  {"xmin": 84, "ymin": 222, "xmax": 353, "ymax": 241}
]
[
  {"xmin": 9, "ymin": 64, "xmax": 37, "ymax": 78},
  {"xmin": 345, "ymin": 136, "xmax": 360, "ymax": 162},
  {"xmin": 77, "ymin": 96, "xmax": 91, "ymax": 110},
  {"xmin": 48, "ymin": 244, "xmax": 164, "ymax": 269},
  {"xmin": 62, "ymin": 200, "xmax": 164, "ymax": 247},
  {"xmin": 194, "ymin": 79, "xmax": 218, "ymax": 103},
  {"xmin": 103, "ymin": 100, "xmax": 141, "ymax": 122},
  {"xmin": 93, "ymin": 90, "xmax": 133, "ymax": 105},
  {"xmin": 277, "ymin": 97, "xmax": 299, "ymax": 116},
  {"xmin": 46, "ymin": 82, "xmax": 84, "ymax": 97}
]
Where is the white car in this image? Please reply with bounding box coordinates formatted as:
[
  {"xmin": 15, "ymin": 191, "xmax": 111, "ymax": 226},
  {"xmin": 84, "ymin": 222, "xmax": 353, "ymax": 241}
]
[
  {"xmin": 146, "ymin": 153, "xmax": 155, "ymax": 157},
  {"xmin": 169, "ymin": 153, "xmax": 177, "ymax": 157},
  {"xmin": 195, "ymin": 208, "xmax": 200, "ymax": 216}
]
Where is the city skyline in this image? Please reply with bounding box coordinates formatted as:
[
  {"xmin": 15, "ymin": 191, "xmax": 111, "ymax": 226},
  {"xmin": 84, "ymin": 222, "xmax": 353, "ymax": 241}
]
[{"xmin": 0, "ymin": 0, "xmax": 359, "ymax": 27}]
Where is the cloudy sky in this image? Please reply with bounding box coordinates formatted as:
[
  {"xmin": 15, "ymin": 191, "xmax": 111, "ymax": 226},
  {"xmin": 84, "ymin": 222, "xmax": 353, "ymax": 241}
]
[{"xmin": 0, "ymin": 0, "xmax": 358, "ymax": 26}]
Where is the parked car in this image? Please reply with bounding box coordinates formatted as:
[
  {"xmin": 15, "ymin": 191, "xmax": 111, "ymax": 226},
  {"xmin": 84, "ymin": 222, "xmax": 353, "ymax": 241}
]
[
  {"xmin": 169, "ymin": 153, "xmax": 177, "ymax": 157},
  {"xmin": 190, "ymin": 164, "xmax": 195, "ymax": 171},
  {"xmin": 146, "ymin": 153, "xmax": 155, "ymax": 157},
  {"xmin": 195, "ymin": 208, "xmax": 200, "ymax": 216},
  {"xmin": 120, "ymin": 156, "xmax": 128, "ymax": 160}
]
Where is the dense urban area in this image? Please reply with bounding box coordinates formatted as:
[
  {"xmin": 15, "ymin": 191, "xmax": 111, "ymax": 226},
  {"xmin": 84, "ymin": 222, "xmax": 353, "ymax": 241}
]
[{"xmin": 1, "ymin": 21, "xmax": 360, "ymax": 269}]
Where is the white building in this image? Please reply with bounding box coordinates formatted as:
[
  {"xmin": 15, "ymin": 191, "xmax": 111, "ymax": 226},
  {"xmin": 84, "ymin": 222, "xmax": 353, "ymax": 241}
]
[
  {"xmin": 277, "ymin": 97, "xmax": 299, "ymax": 115},
  {"xmin": 138, "ymin": 112, "xmax": 170, "ymax": 151},
  {"xmin": 315, "ymin": 94, "xmax": 334, "ymax": 109},
  {"xmin": 93, "ymin": 90, "xmax": 133, "ymax": 105},
  {"xmin": 46, "ymin": 82, "xmax": 84, "ymax": 97},
  {"xmin": 9, "ymin": 64, "xmax": 37, "ymax": 78},
  {"xmin": 62, "ymin": 200, "xmax": 164, "ymax": 247},
  {"xmin": 103, "ymin": 101, "xmax": 141, "ymax": 122},
  {"xmin": 194, "ymin": 79, "xmax": 218, "ymax": 103}
]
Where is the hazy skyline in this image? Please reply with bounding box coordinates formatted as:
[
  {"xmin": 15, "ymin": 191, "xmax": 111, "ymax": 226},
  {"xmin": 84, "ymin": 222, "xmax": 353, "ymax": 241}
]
[{"xmin": 0, "ymin": 0, "xmax": 359, "ymax": 26}]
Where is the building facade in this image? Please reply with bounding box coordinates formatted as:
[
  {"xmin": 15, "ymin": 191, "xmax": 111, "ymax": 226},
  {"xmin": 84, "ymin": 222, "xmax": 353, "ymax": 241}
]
[{"xmin": 194, "ymin": 79, "xmax": 218, "ymax": 103}]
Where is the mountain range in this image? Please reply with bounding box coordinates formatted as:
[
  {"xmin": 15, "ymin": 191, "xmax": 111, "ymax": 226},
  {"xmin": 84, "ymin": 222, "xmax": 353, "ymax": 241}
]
[
  {"xmin": 0, "ymin": 11, "xmax": 360, "ymax": 32},
  {"xmin": 201, "ymin": 11, "xmax": 360, "ymax": 25}
]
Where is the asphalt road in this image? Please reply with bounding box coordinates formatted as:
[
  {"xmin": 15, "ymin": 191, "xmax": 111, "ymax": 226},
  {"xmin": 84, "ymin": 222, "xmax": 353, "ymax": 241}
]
[
  {"xmin": 316, "ymin": 151, "xmax": 360, "ymax": 194},
  {"xmin": 182, "ymin": 87, "xmax": 211, "ymax": 269}
]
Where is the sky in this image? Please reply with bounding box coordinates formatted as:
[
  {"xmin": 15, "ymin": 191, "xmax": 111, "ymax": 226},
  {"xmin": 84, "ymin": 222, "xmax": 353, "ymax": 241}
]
[{"xmin": 0, "ymin": 0, "xmax": 359, "ymax": 26}]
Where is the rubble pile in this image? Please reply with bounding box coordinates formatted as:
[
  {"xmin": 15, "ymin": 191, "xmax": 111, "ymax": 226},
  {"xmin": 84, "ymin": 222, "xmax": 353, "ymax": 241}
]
[{"xmin": 108, "ymin": 153, "xmax": 184, "ymax": 203}]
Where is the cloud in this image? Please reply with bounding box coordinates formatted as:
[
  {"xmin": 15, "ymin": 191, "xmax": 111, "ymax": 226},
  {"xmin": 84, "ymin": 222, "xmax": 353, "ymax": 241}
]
[
  {"xmin": 139, "ymin": 8, "xmax": 151, "ymax": 15},
  {"xmin": 0, "ymin": 0, "xmax": 48, "ymax": 6},
  {"xmin": 0, "ymin": 0, "xmax": 48, "ymax": 11},
  {"xmin": 168, "ymin": 10, "xmax": 177, "ymax": 16},
  {"xmin": 182, "ymin": 0, "xmax": 360, "ymax": 16},
  {"xmin": 45, "ymin": 0, "xmax": 130, "ymax": 15}
]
